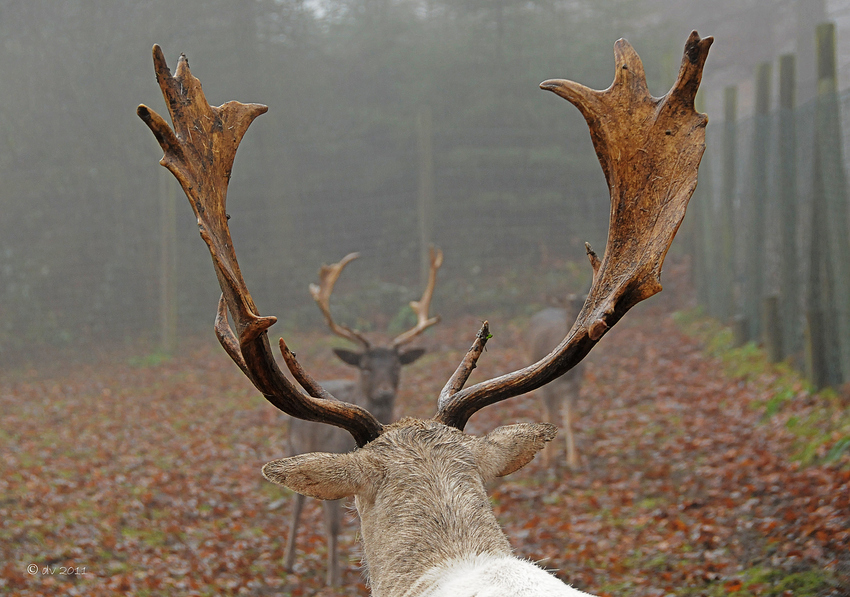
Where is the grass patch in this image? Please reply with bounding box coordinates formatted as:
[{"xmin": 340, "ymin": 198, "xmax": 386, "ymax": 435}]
[
  {"xmin": 825, "ymin": 436, "xmax": 850, "ymax": 463},
  {"xmin": 126, "ymin": 351, "xmax": 172, "ymax": 368},
  {"xmin": 676, "ymin": 565, "xmax": 844, "ymax": 596},
  {"xmin": 674, "ymin": 307, "xmax": 850, "ymax": 468}
]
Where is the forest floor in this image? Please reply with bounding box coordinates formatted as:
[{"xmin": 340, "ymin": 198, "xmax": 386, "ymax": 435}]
[{"xmin": 1, "ymin": 300, "xmax": 849, "ymax": 596}]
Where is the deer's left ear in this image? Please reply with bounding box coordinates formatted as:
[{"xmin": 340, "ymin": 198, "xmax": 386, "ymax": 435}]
[
  {"xmin": 398, "ymin": 347, "xmax": 426, "ymax": 365},
  {"xmin": 262, "ymin": 452, "xmax": 370, "ymax": 500},
  {"xmin": 471, "ymin": 423, "xmax": 557, "ymax": 479}
]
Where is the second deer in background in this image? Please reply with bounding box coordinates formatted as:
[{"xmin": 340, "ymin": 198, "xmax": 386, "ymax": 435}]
[
  {"xmin": 527, "ymin": 293, "xmax": 587, "ymax": 469},
  {"xmin": 283, "ymin": 247, "xmax": 443, "ymax": 586}
]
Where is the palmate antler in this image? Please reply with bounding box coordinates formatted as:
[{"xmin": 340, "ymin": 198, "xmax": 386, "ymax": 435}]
[
  {"xmin": 137, "ymin": 46, "xmax": 383, "ymax": 447},
  {"xmin": 434, "ymin": 31, "xmax": 713, "ymax": 429},
  {"xmin": 138, "ymin": 32, "xmax": 711, "ymax": 447}
]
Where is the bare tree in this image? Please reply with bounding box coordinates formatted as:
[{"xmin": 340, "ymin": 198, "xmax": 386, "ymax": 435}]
[{"xmin": 138, "ymin": 30, "xmax": 711, "ymax": 595}]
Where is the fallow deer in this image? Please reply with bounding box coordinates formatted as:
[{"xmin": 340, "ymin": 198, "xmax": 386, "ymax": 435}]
[
  {"xmin": 138, "ymin": 30, "xmax": 712, "ymax": 596},
  {"xmin": 526, "ymin": 293, "xmax": 587, "ymax": 469},
  {"xmin": 284, "ymin": 249, "xmax": 441, "ymax": 586}
]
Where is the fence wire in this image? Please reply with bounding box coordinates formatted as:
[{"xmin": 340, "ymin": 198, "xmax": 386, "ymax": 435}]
[{"xmin": 693, "ymin": 81, "xmax": 850, "ymax": 388}]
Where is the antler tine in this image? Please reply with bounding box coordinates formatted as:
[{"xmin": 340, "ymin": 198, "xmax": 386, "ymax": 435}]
[
  {"xmin": 434, "ymin": 32, "xmax": 713, "ymax": 430},
  {"xmin": 393, "ymin": 246, "xmax": 444, "ymax": 347},
  {"xmin": 138, "ymin": 46, "xmax": 383, "ymax": 447},
  {"xmin": 438, "ymin": 320, "xmax": 491, "ymax": 409},
  {"xmin": 309, "ymin": 252, "xmax": 371, "ymax": 348}
]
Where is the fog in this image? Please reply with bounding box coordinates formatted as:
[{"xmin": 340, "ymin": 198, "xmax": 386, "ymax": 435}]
[{"xmin": 0, "ymin": 0, "xmax": 847, "ymax": 388}]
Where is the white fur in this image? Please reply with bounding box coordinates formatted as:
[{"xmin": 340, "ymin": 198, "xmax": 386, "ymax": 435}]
[{"xmin": 403, "ymin": 554, "xmax": 595, "ymax": 597}]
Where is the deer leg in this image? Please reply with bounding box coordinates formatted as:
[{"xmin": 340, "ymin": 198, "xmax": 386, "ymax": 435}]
[
  {"xmin": 323, "ymin": 499, "xmax": 343, "ymax": 586},
  {"xmin": 541, "ymin": 392, "xmax": 560, "ymax": 468},
  {"xmin": 563, "ymin": 395, "xmax": 579, "ymax": 470},
  {"xmin": 283, "ymin": 493, "xmax": 305, "ymax": 571}
]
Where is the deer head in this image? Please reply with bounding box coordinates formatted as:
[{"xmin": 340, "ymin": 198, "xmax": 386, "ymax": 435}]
[
  {"xmin": 309, "ymin": 248, "xmax": 441, "ymax": 421},
  {"xmin": 138, "ymin": 31, "xmax": 712, "ymax": 595}
]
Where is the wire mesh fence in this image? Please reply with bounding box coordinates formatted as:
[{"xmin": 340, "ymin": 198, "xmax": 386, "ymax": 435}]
[{"xmin": 691, "ymin": 23, "xmax": 850, "ymax": 389}]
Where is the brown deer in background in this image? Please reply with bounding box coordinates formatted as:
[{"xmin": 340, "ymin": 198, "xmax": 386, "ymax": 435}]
[
  {"xmin": 138, "ymin": 30, "xmax": 711, "ymax": 596},
  {"xmin": 526, "ymin": 293, "xmax": 587, "ymax": 469},
  {"xmin": 284, "ymin": 249, "xmax": 441, "ymax": 586}
]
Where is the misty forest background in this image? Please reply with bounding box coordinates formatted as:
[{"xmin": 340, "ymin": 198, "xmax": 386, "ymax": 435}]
[
  {"xmin": 0, "ymin": 0, "xmax": 715, "ymax": 362},
  {"xmin": 1, "ymin": 0, "xmax": 848, "ymax": 384}
]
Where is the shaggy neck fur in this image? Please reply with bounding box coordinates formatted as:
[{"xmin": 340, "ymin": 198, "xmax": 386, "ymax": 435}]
[{"xmin": 355, "ymin": 422, "xmax": 512, "ymax": 597}]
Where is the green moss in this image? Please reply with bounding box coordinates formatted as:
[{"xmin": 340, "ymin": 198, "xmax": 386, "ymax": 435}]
[
  {"xmin": 762, "ymin": 388, "xmax": 794, "ymax": 419},
  {"xmin": 636, "ymin": 497, "xmax": 662, "ymax": 510},
  {"xmin": 126, "ymin": 351, "xmax": 172, "ymax": 368},
  {"xmin": 260, "ymin": 482, "xmax": 291, "ymax": 501},
  {"xmin": 541, "ymin": 492, "xmax": 562, "ymax": 506},
  {"xmin": 645, "ymin": 552, "xmax": 669, "ymax": 570},
  {"xmin": 141, "ymin": 529, "xmax": 167, "ymax": 547},
  {"xmin": 772, "ymin": 569, "xmax": 840, "ymax": 593},
  {"xmin": 675, "ymin": 565, "xmax": 841, "ymax": 596},
  {"xmin": 596, "ymin": 579, "xmax": 637, "ymax": 595},
  {"xmin": 825, "ymin": 436, "xmax": 850, "ymax": 463},
  {"xmin": 147, "ymin": 507, "xmax": 167, "ymax": 521},
  {"xmin": 26, "ymin": 529, "xmax": 45, "ymax": 546}
]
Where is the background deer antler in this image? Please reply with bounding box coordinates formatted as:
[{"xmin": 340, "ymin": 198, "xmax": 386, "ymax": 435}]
[
  {"xmin": 309, "ymin": 246, "xmax": 442, "ymax": 348},
  {"xmin": 137, "ymin": 45, "xmax": 384, "ymax": 447},
  {"xmin": 435, "ymin": 31, "xmax": 713, "ymax": 430},
  {"xmin": 309, "ymin": 252, "xmax": 372, "ymax": 348},
  {"xmin": 393, "ymin": 245, "xmax": 443, "ymax": 347}
]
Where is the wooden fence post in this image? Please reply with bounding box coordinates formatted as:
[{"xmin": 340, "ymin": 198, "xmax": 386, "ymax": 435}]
[
  {"xmin": 807, "ymin": 22, "xmax": 850, "ymax": 387},
  {"xmin": 762, "ymin": 295, "xmax": 783, "ymax": 363},
  {"xmin": 743, "ymin": 62, "xmax": 772, "ymax": 344},
  {"xmin": 777, "ymin": 53, "xmax": 800, "ymax": 363},
  {"xmin": 719, "ymin": 86, "xmax": 738, "ymax": 324}
]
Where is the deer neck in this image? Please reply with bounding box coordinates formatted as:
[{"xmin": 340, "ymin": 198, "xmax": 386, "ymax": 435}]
[{"xmin": 353, "ymin": 425, "xmax": 512, "ymax": 597}]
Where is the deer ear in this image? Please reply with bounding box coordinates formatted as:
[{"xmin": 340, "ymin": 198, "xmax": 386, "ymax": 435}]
[
  {"xmin": 473, "ymin": 423, "xmax": 557, "ymax": 479},
  {"xmin": 262, "ymin": 452, "xmax": 367, "ymax": 500},
  {"xmin": 332, "ymin": 348, "xmax": 362, "ymax": 367},
  {"xmin": 398, "ymin": 347, "xmax": 426, "ymax": 365}
]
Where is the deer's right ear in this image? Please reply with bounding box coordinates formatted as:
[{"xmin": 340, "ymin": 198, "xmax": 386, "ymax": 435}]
[
  {"xmin": 262, "ymin": 452, "xmax": 367, "ymax": 500},
  {"xmin": 332, "ymin": 348, "xmax": 363, "ymax": 367},
  {"xmin": 472, "ymin": 423, "xmax": 558, "ymax": 479}
]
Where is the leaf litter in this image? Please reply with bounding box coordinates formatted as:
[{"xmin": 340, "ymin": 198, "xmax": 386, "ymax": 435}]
[{"xmin": 1, "ymin": 308, "xmax": 848, "ymax": 596}]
